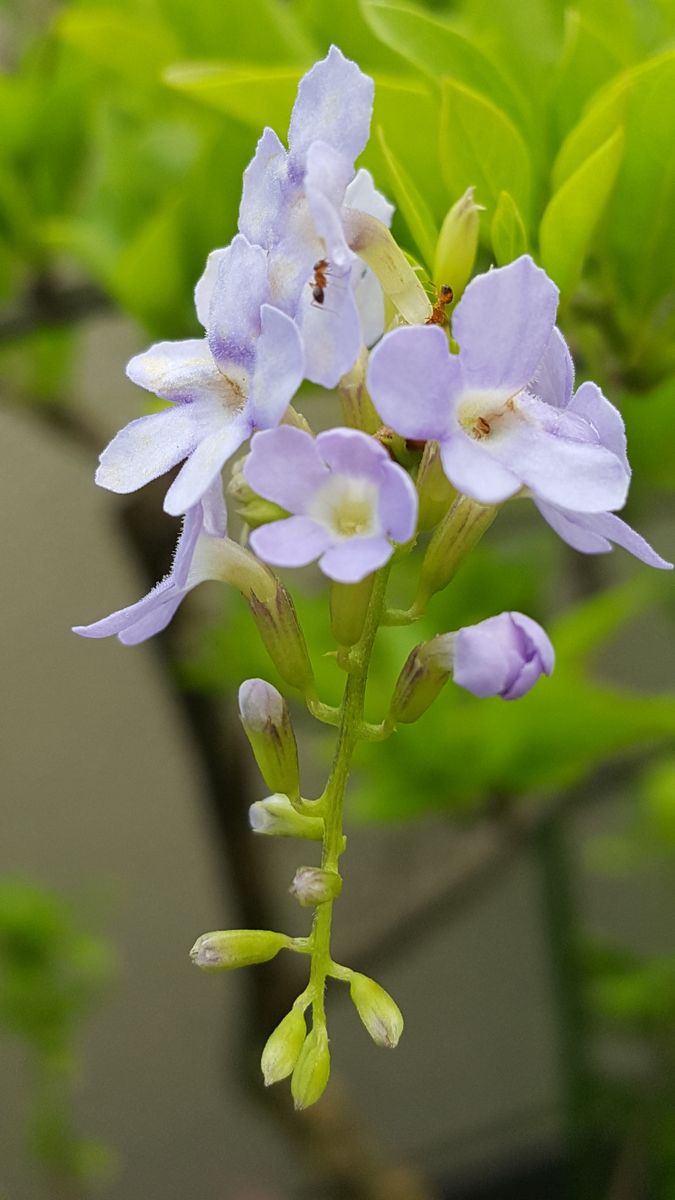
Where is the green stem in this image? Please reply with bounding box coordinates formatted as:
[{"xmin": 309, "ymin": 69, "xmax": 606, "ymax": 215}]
[{"xmin": 307, "ymin": 567, "xmax": 390, "ymax": 1029}]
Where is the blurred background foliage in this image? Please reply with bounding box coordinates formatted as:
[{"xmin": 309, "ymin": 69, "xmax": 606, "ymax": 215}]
[{"xmin": 1, "ymin": 0, "xmax": 674, "ymax": 1196}]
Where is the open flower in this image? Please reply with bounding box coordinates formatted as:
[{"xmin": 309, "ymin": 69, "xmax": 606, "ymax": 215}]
[
  {"xmin": 73, "ymin": 484, "xmax": 272, "ymax": 645},
  {"xmin": 367, "ymin": 256, "xmax": 630, "ymax": 514},
  {"xmin": 236, "ymin": 46, "xmax": 392, "ymax": 387},
  {"xmin": 452, "ymin": 612, "xmax": 554, "ymax": 700},
  {"xmin": 96, "ymin": 235, "xmax": 304, "ymax": 516},
  {"xmin": 243, "ymin": 426, "xmax": 418, "ymax": 583}
]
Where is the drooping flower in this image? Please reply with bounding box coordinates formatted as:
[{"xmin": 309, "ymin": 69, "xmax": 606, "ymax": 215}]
[
  {"xmin": 243, "ymin": 426, "xmax": 418, "ymax": 583},
  {"xmin": 96, "ymin": 235, "xmax": 304, "ymax": 516},
  {"xmin": 236, "ymin": 45, "xmax": 392, "ymax": 387},
  {"xmin": 73, "ymin": 483, "xmax": 272, "ymax": 645},
  {"xmin": 452, "ymin": 612, "xmax": 554, "ymax": 700},
  {"xmin": 367, "ymin": 256, "xmax": 630, "ymax": 514}
]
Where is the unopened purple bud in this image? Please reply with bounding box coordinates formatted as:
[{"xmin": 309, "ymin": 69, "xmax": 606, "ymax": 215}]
[
  {"xmin": 453, "ymin": 612, "xmax": 554, "ymax": 700},
  {"xmin": 239, "ymin": 679, "xmax": 300, "ymax": 798}
]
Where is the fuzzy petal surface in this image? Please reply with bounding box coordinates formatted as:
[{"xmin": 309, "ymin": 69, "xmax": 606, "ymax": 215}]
[
  {"xmin": 207, "ymin": 235, "xmax": 268, "ymax": 368},
  {"xmin": 288, "ymin": 46, "xmax": 374, "ymax": 167},
  {"xmin": 96, "ymin": 405, "xmax": 201, "ymax": 494},
  {"xmin": 567, "ymin": 381, "xmax": 629, "ymax": 471},
  {"xmin": 452, "ymin": 256, "xmax": 558, "ymax": 393},
  {"xmin": 126, "ymin": 339, "xmax": 225, "ymax": 404},
  {"xmin": 536, "ymin": 501, "xmax": 673, "ymax": 567},
  {"xmin": 239, "ymin": 126, "xmax": 290, "ymax": 249},
  {"xmin": 164, "ymin": 419, "xmax": 249, "ymax": 516},
  {"xmin": 368, "ymin": 325, "xmax": 460, "ymax": 441},
  {"xmin": 529, "ymin": 327, "xmax": 574, "ymax": 410}
]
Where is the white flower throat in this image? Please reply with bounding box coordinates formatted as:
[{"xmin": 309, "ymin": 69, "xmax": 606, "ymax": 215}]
[{"xmin": 310, "ymin": 474, "xmax": 380, "ymax": 540}]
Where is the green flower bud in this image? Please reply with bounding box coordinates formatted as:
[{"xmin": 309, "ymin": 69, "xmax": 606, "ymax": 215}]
[
  {"xmin": 228, "ymin": 458, "xmax": 290, "ymax": 528},
  {"xmin": 349, "ymin": 972, "xmax": 404, "ymax": 1049},
  {"xmin": 249, "ymin": 581, "xmax": 314, "ymax": 695},
  {"xmin": 416, "ymin": 494, "xmax": 497, "ymax": 610},
  {"xmin": 249, "ymin": 795, "xmax": 324, "ymax": 840},
  {"xmin": 289, "ymin": 866, "xmax": 342, "ymax": 907},
  {"xmin": 433, "ymin": 186, "xmax": 482, "ymax": 300},
  {"xmin": 190, "ymin": 929, "xmax": 290, "ymax": 971},
  {"xmin": 329, "ymin": 575, "xmax": 375, "ymax": 647},
  {"xmin": 239, "ymin": 679, "xmax": 300, "ymax": 799},
  {"xmin": 291, "ymin": 1024, "xmax": 330, "ymax": 1110},
  {"xmin": 415, "ymin": 440, "xmax": 457, "ymax": 531},
  {"xmin": 261, "ymin": 1007, "xmax": 307, "ymax": 1086},
  {"xmin": 389, "ymin": 634, "xmax": 453, "ymax": 724},
  {"xmin": 338, "ymin": 347, "xmax": 380, "ymax": 434}
]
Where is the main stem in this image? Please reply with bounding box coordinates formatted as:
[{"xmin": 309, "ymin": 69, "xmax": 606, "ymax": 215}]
[{"xmin": 308, "ymin": 567, "xmax": 390, "ymax": 1025}]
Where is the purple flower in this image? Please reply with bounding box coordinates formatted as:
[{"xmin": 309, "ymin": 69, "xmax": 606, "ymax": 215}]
[
  {"xmin": 367, "ymin": 256, "xmax": 630, "ymax": 514},
  {"xmin": 453, "ymin": 612, "xmax": 554, "ymax": 700},
  {"xmin": 96, "ymin": 235, "xmax": 304, "ymax": 516},
  {"xmin": 73, "ymin": 483, "xmax": 229, "ymax": 645},
  {"xmin": 243, "ymin": 426, "xmax": 418, "ymax": 583},
  {"xmin": 237, "ymin": 46, "xmax": 392, "ymax": 387}
]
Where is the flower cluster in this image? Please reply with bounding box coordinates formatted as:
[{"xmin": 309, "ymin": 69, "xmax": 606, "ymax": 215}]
[{"xmin": 75, "ymin": 47, "xmax": 671, "ymax": 1108}]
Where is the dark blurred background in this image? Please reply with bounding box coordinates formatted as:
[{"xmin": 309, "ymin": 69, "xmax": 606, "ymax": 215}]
[{"xmin": 1, "ymin": 1, "xmax": 674, "ymax": 1198}]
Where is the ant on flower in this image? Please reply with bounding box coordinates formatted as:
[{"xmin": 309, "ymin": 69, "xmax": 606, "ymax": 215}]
[
  {"xmin": 425, "ymin": 283, "xmax": 454, "ymax": 328},
  {"xmin": 311, "ymin": 258, "xmax": 330, "ymax": 306}
]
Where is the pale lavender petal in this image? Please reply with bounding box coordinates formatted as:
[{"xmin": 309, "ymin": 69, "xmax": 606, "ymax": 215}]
[
  {"xmin": 316, "ymin": 427, "xmax": 389, "ymax": 479},
  {"xmin": 126, "ymin": 339, "xmax": 224, "ymax": 403},
  {"xmin": 239, "ymin": 126, "xmax": 290, "ymax": 249},
  {"xmin": 368, "ymin": 325, "xmax": 460, "ymax": 441},
  {"xmin": 96, "ymin": 406, "xmax": 199, "ymax": 494},
  {"xmin": 319, "ymin": 536, "xmax": 392, "ymax": 583},
  {"xmin": 171, "ymin": 503, "xmax": 207, "ymax": 588},
  {"xmin": 207, "ymin": 235, "xmax": 268, "ymax": 368},
  {"xmin": 529, "ymin": 327, "xmax": 573, "ymax": 409},
  {"xmin": 439, "ymin": 434, "xmax": 522, "ymax": 504},
  {"xmin": 567, "ymin": 381, "xmax": 629, "ymax": 471},
  {"xmin": 164, "ymin": 418, "xmax": 249, "ymax": 516},
  {"xmin": 378, "ymin": 461, "xmax": 418, "ymax": 542},
  {"xmin": 288, "ymin": 46, "xmax": 374, "ymax": 167},
  {"xmin": 453, "ymin": 256, "xmax": 558, "ymax": 392},
  {"xmin": 117, "ymin": 595, "xmax": 185, "ymax": 646},
  {"xmin": 344, "ymin": 168, "xmax": 394, "ymax": 226},
  {"xmin": 250, "ymin": 515, "xmax": 331, "ymax": 567},
  {"xmin": 73, "ymin": 578, "xmax": 178, "ymax": 640},
  {"xmin": 249, "ymin": 304, "xmax": 304, "ymax": 428},
  {"xmin": 352, "ymin": 259, "xmax": 385, "ymax": 347},
  {"xmin": 536, "ymin": 501, "xmax": 673, "ymax": 568},
  {"xmin": 244, "ymin": 426, "xmax": 329, "ymax": 512},
  {"xmin": 304, "ymin": 140, "xmax": 354, "ymax": 270},
  {"xmin": 298, "ymin": 269, "xmax": 362, "ymax": 388},
  {"xmin": 489, "ymin": 402, "xmax": 629, "ymax": 511},
  {"xmin": 200, "ymin": 479, "xmax": 228, "ymax": 538},
  {"xmin": 453, "ymin": 611, "xmax": 553, "ymax": 700},
  {"xmin": 194, "ymin": 248, "xmax": 228, "ymax": 329}
]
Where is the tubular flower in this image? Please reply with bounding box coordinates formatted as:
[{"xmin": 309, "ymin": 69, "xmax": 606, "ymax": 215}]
[
  {"xmin": 236, "ymin": 45, "xmax": 392, "ymax": 387},
  {"xmin": 244, "ymin": 426, "xmax": 418, "ymax": 583},
  {"xmin": 96, "ymin": 235, "xmax": 304, "ymax": 516},
  {"xmin": 367, "ymin": 256, "xmax": 630, "ymax": 514},
  {"xmin": 452, "ymin": 612, "xmax": 555, "ymax": 700},
  {"xmin": 73, "ymin": 484, "xmax": 270, "ymax": 645}
]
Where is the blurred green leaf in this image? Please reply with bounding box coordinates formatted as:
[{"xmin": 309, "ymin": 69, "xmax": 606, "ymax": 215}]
[
  {"xmin": 490, "ymin": 190, "xmax": 528, "ymax": 265},
  {"xmin": 160, "ymin": 0, "xmax": 315, "ymax": 61},
  {"xmin": 376, "ymin": 126, "xmax": 437, "ymax": 267},
  {"xmin": 549, "ymin": 10, "xmax": 628, "ymax": 143},
  {"xmin": 439, "ymin": 79, "xmax": 531, "ymax": 222},
  {"xmin": 163, "ymin": 62, "xmax": 300, "ymax": 130},
  {"xmin": 56, "ymin": 8, "xmax": 180, "ymax": 80},
  {"xmin": 552, "ymin": 74, "xmax": 629, "ymax": 188},
  {"xmin": 539, "ymin": 126, "xmax": 624, "ymax": 299},
  {"xmin": 110, "ymin": 199, "xmax": 188, "ymax": 335}
]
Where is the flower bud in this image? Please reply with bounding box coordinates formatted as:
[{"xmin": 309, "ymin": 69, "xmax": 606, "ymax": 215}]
[
  {"xmin": 415, "ymin": 440, "xmax": 457, "ymax": 531},
  {"xmin": 389, "ymin": 635, "xmax": 453, "ymax": 724},
  {"xmin": 249, "ymin": 795, "xmax": 324, "ymax": 840},
  {"xmin": 329, "ymin": 575, "xmax": 374, "ymax": 647},
  {"xmin": 433, "ymin": 187, "xmax": 482, "ymax": 300},
  {"xmin": 338, "ymin": 347, "xmax": 380, "ymax": 434},
  {"xmin": 261, "ymin": 1006, "xmax": 307, "ymax": 1086},
  {"xmin": 349, "ymin": 972, "xmax": 404, "ymax": 1049},
  {"xmin": 190, "ymin": 929, "xmax": 290, "ymax": 971},
  {"xmin": 289, "ymin": 866, "xmax": 342, "ymax": 907},
  {"xmin": 228, "ymin": 459, "xmax": 290, "ymax": 529},
  {"xmin": 238, "ymin": 679, "xmax": 300, "ymax": 799},
  {"xmin": 416, "ymin": 494, "xmax": 497, "ymax": 610},
  {"xmin": 249, "ymin": 580, "xmax": 314, "ymax": 695},
  {"xmin": 453, "ymin": 611, "xmax": 554, "ymax": 700},
  {"xmin": 342, "ymin": 208, "xmax": 432, "ymax": 325},
  {"xmin": 291, "ymin": 1024, "xmax": 330, "ymax": 1110}
]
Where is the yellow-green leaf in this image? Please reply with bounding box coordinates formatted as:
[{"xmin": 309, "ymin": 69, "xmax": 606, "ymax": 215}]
[
  {"xmin": 490, "ymin": 191, "xmax": 528, "ymax": 265},
  {"xmin": 439, "ymin": 79, "xmax": 531, "ymax": 223},
  {"xmin": 164, "ymin": 63, "xmax": 300, "ymax": 131},
  {"xmin": 376, "ymin": 126, "xmax": 437, "ymax": 268},
  {"xmin": 539, "ymin": 127, "xmax": 624, "ymax": 300}
]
